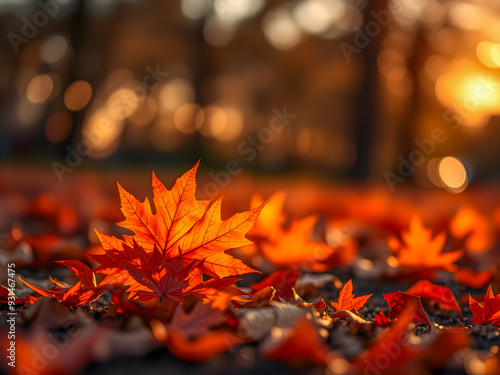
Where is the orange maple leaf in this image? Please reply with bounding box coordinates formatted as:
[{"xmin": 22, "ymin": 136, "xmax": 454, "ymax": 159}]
[
  {"xmin": 331, "ymin": 279, "xmax": 372, "ymax": 311},
  {"xmin": 247, "ymin": 191, "xmax": 354, "ymax": 271},
  {"xmin": 469, "ymin": 285, "xmax": 500, "ymax": 326},
  {"xmin": 92, "ymin": 161, "xmax": 264, "ymax": 301},
  {"xmin": 93, "ymin": 240, "xmax": 241, "ymax": 302},
  {"xmin": 390, "ymin": 216, "xmax": 462, "ymax": 272},
  {"xmin": 262, "ymin": 216, "xmax": 334, "ymax": 271}
]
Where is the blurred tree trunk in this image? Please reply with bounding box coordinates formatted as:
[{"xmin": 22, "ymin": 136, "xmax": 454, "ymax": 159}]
[{"xmin": 350, "ymin": 0, "xmax": 381, "ymax": 179}]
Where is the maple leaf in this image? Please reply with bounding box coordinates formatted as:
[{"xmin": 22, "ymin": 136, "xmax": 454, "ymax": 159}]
[
  {"xmin": 95, "ymin": 239, "xmax": 242, "ymax": 302},
  {"xmin": 92, "ymin": 161, "xmax": 264, "ymax": 302},
  {"xmin": 331, "ymin": 279, "xmax": 372, "ymax": 311},
  {"xmin": 390, "ymin": 216, "xmax": 462, "ymax": 273},
  {"xmin": 406, "ymin": 280, "xmax": 462, "ymax": 315},
  {"xmin": 383, "ymin": 291, "xmax": 431, "ymax": 326},
  {"xmin": 260, "ymin": 215, "xmax": 338, "ymax": 271},
  {"xmin": 19, "ymin": 260, "xmax": 103, "ymax": 306},
  {"xmin": 247, "ymin": 191, "xmax": 354, "ymax": 272},
  {"xmin": 468, "ymin": 285, "xmax": 500, "ymax": 326}
]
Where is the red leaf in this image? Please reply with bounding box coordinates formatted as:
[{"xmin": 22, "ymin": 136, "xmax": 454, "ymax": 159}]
[
  {"xmin": 250, "ymin": 270, "xmax": 300, "ymax": 301},
  {"xmin": 406, "ymin": 280, "xmax": 462, "ymax": 315},
  {"xmin": 383, "ymin": 291, "xmax": 431, "ymax": 326},
  {"xmin": 374, "ymin": 311, "xmax": 391, "ymax": 327},
  {"xmin": 19, "ymin": 260, "xmax": 103, "ymax": 306},
  {"xmin": 0, "ymin": 285, "xmax": 29, "ymax": 305},
  {"xmin": 469, "ymin": 285, "xmax": 500, "ymax": 326}
]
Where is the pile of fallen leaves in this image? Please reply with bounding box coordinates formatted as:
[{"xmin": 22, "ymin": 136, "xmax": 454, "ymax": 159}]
[{"xmin": 2, "ymin": 162, "xmax": 500, "ymax": 375}]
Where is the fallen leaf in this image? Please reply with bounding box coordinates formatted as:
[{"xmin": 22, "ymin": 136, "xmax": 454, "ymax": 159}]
[
  {"xmin": 406, "ymin": 280, "xmax": 462, "ymax": 315},
  {"xmin": 374, "ymin": 311, "xmax": 391, "ymax": 327},
  {"xmin": 352, "ymin": 301, "xmax": 468, "ymax": 375},
  {"xmin": 455, "ymin": 268, "xmax": 492, "ymax": 289},
  {"xmin": 0, "ymin": 285, "xmax": 29, "ymax": 305},
  {"xmin": 250, "ymin": 269, "xmax": 300, "ymax": 302},
  {"xmin": 469, "ymin": 285, "xmax": 500, "ymax": 326},
  {"xmin": 390, "ymin": 216, "xmax": 462, "ymax": 273},
  {"xmin": 91, "ymin": 161, "xmax": 264, "ymax": 302},
  {"xmin": 167, "ymin": 302, "xmax": 229, "ymax": 339},
  {"xmin": 328, "ymin": 310, "xmax": 372, "ymax": 325},
  {"xmin": 19, "ymin": 260, "xmax": 103, "ymax": 306},
  {"xmin": 383, "ymin": 291, "xmax": 431, "ymax": 326},
  {"xmin": 248, "ymin": 191, "xmax": 354, "ymax": 271},
  {"xmin": 331, "ymin": 279, "xmax": 372, "ymax": 312},
  {"xmin": 260, "ymin": 317, "xmax": 330, "ymax": 365},
  {"xmin": 261, "ymin": 216, "xmax": 335, "ymax": 271}
]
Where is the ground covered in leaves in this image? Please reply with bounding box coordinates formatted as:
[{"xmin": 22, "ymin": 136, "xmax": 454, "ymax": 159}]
[{"xmin": 2, "ymin": 162, "xmax": 500, "ymax": 375}]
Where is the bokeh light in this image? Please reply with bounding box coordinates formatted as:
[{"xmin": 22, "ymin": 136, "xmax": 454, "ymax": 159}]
[
  {"xmin": 203, "ymin": 106, "xmax": 243, "ymax": 142},
  {"xmin": 26, "ymin": 74, "xmax": 54, "ymax": 103},
  {"xmin": 181, "ymin": 0, "xmax": 209, "ymax": 20},
  {"xmin": 129, "ymin": 96, "xmax": 158, "ymax": 126},
  {"xmin": 82, "ymin": 107, "xmax": 123, "ymax": 158},
  {"xmin": 293, "ymin": 0, "xmax": 334, "ymax": 35},
  {"xmin": 40, "ymin": 35, "xmax": 69, "ymax": 64},
  {"xmin": 476, "ymin": 41, "xmax": 500, "ymax": 69},
  {"xmin": 262, "ymin": 9, "xmax": 302, "ymax": 50},
  {"xmin": 107, "ymin": 88, "xmax": 139, "ymax": 120},
  {"xmin": 158, "ymin": 79, "xmax": 194, "ymax": 113},
  {"xmin": 64, "ymin": 80, "xmax": 93, "ymax": 111},
  {"xmin": 438, "ymin": 157, "xmax": 468, "ymax": 193},
  {"xmin": 173, "ymin": 103, "xmax": 204, "ymax": 134}
]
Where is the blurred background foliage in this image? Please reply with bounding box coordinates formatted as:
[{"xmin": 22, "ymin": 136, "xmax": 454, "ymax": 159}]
[{"xmin": 1, "ymin": 0, "xmax": 500, "ymax": 192}]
